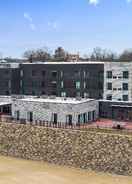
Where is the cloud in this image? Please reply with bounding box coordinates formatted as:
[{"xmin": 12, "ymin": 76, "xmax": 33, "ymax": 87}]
[
  {"xmin": 88, "ymin": 0, "xmax": 99, "ymax": 6},
  {"xmin": 48, "ymin": 21, "xmax": 59, "ymax": 30},
  {"xmin": 24, "ymin": 12, "xmax": 33, "ymax": 22},
  {"xmin": 29, "ymin": 23, "xmax": 36, "ymax": 31},
  {"xmin": 24, "ymin": 12, "xmax": 36, "ymax": 31},
  {"xmin": 126, "ymin": 0, "xmax": 132, "ymax": 3}
]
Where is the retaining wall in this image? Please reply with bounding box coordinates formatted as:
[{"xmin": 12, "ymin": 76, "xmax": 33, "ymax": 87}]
[{"xmin": 0, "ymin": 123, "xmax": 132, "ymax": 175}]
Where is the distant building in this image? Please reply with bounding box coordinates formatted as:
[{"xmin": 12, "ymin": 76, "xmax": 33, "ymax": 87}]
[{"xmin": 66, "ymin": 53, "xmax": 80, "ymax": 62}]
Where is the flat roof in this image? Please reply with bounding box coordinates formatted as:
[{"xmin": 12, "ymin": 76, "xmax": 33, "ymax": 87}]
[
  {"xmin": 22, "ymin": 61, "xmax": 104, "ymax": 65},
  {"xmin": 18, "ymin": 97, "xmax": 95, "ymax": 104},
  {"xmin": 99, "ymin": 99, "xmax": 132, "ymax": 103},
  {"xmin": 0, "ymin": 63, "xmax": 19, "ymax": 68},
  {"xmin": 0, "ymin": 102, "xmax": 11, "ymax": 106}
]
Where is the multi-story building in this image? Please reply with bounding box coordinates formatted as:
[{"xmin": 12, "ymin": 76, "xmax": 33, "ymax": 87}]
[
  {"xmin": 0, "ymin": 63, "xmax": 20, "ymax": 95},
  {"xmin": 104, "ymin": 62, "xmax": 132, "ymax": 101},
  {"xmin": 19, "ymin": 62, "xmax": 104, "ymax": 99},
  {"xmin": 0, "ymin": 60, "xmax": 132, "ymax": 121}
]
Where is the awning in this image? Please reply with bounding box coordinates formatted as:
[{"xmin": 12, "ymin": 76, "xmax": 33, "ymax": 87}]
[{"xmin": 111, "ymin": 105, "xmax": 132, "ymax": 108}]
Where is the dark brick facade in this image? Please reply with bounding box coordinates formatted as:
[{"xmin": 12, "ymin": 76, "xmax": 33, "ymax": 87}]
[
  {"xmin": 0, "ymin": 67, "xmax": 20, "ymax": 95},
  {"xmin": 20, "ymin": 62, "xmax": 104, "ymax": 99},
  {"xmin": 99, "ymin": 100, "xmax": 132, "ymax": 121}
]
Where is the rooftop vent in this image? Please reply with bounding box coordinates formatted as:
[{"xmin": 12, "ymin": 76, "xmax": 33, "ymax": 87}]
[
  {"xmin": 36, "ymin": 96, "xmax": 41, "ymax": 98},
  {"xmin": 11, "ymin": 95, "xmax": 24, "ymax": 99},
  {"xmin": 41, "ymin": 95, "xmax": 48, "ymax": 99},
  {"xmin": 76, "ymin": 97, "xmax": 82, "ymax": 101},
  {"xmin": 49, "ymin": 95, "xmax": 56, "ymax": 99}
]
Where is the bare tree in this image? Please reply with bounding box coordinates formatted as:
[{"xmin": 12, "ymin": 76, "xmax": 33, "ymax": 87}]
[
  {"xmin": 23, "ymin": 47, "xmax": 51, "ymax": 62},
  {"xmin": 90, "ymin": 47, "xmax": 117, "ymax": 61},
  {"xmin": 119, "ymin": 49, "xmax": 132, "ymax": 61},
  {"xmin": 54, "ymin": 47, "xmax": 68, "ymax": 60}
]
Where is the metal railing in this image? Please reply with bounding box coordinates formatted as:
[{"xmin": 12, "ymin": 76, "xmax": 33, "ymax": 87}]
[
  {"xmin": 0, "ymin": 116, "xmax": 96, "ymax": 130},
  {"xmin": 1, "ymin": 116, "xmax": 132, "ymax": 134}
]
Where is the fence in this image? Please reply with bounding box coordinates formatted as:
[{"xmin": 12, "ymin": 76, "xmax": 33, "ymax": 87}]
[
  {"xmin": 1, "ymin": 116, "xmax": 132, "ymax": 134},
  {"xmin": 0, "ymin": 115, "xmax": 98, "ymax": 130}
]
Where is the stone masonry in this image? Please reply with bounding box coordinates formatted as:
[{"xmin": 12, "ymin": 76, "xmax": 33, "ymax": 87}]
[{"xmin": 0, "ymin": 123, "xmax": 132, "ymax": 175}]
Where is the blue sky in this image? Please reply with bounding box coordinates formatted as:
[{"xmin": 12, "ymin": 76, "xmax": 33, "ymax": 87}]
[{"xmin": 0, "ymin": 0, "xmax": 132, "ymax": 58}]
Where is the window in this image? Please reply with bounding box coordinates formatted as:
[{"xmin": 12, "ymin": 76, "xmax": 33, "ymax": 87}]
[
  {"xmin": 76, "ymin": 81, "xmax": 80, "ymax": 89},
  {"xmin": 83, "ymin": 71, "xmax": 86, "ymax": 78},
  {"xmin": 66, "ymin": 115, "xmax": 72, "ymax": 125},
  {"xmin": 74, "ymin": 71, "xmax": 80, "ymax": 77},
  {"xmin": 20, "ymin": 70, "xmax": 23, "ymax": 77},
  {"xmin": 51, "ymin": 91, "xmax": 57, "ymax": 96},
  {"xmin": 15, "ymin": 111, "xmax": 20, "ymax": 120},
  {"xmin": 41, "ymin": 91, "xmax": 45, "ymax": 95},
  {"xmin": 27, "ymin": 112, "xmax": 33, "ymax": 122},
  {"xmin": 123, "ymin": 71, "xmax": 129, "ymax": 79},
  {"xmin": 86, "ymin": 72, "xmax": 90, "ymax": 78},
  {"xmin": 92, "ymin": 111, "xmax": 96, "ymax": 121},
  {"xmin": 61, "ymin": 92, "xmax": 66, "ymax": 97},
  {"xmin": 5, "ymin": 81, "xmax": 9, "ymax": 87},
  {"xmin": 123, "ymin": 95, "xmax": 128, "ymax": 101},
  {"xmin": 106, "ymin": 94, "xmax": 112, "ymax": 100},
  {"xmin": 76, "ymin": 92, "xmax": 81, "ymax": 97},
  {"xmin": 51, "ymin": 81, "xmax": 57, "ymax": 88},
  {"xmin": 78, "ymin": 115, "xmax": 81, "ymax": 123},
  {"xmin": 41, "ymin": 81, "xmax": 45, "ymax": 87},
  {"xmin": 32, "ymin": 81, "xmax": 38, "ymax": 88},
  {"xmin": 52, "ymin": 71, "xmax": 57, "ymax": 77},
  {"xmin": 42, "ymin": 70, "xmax": 46, "ymax": 76},
  {"xmin": 83, "ymin": 113, "xmax": 87, "ymax": 123},
  {"xmin": 88, "ymin": 112, "xmax": 91, "ymax": 121},
  {"xmin": 32, "ymin": 70, "xmax": 36, "ymax": 76},
  {"xmin": 8, "ymin": 80, "xmax": 11, "ymax": 88},
  {"xmin": 107, "ymin": 82, "xmax": 112, "ymax": 90},
  {"xmin": 32, "ymin": 91, "xmax": 35, "ymax": 95},
  {"xmin": 83, "ymin": 82, "xmax": 86, "ymax": 89},
  {"xmin": 60, "ymin": 71, "xmax": 63, "ymax": 78},
  {"xmin": 20, "ymin": 80, "xmax": 23, "ymax": 88},
  {"xmin": 107, "ymin": 71, "xmax": 112, "ymax": 78},
  {"xmin": 123, "ymin": 83, "xmax": 128, "ymax": 90},
  {"xmin": 53, "ymin": 113, "xmax": 57, "ymax": 124},
  {"xmin": 6, "ymin": 91, "xmax": 9, "ymax": 95},
  {"xmin": 79, "ymin": 114, "xmax": 84, "ymax": 123},
  {"xmin": 84, "ymin": 92, "xmax": 89, "ymax": 98},
  {"xmin": 61, "ymin": 81, "xmax": 64, "ymax": 88},
  {"xmin": 5, "ymin": 70, "xmax": 9, "ymax": 75}
]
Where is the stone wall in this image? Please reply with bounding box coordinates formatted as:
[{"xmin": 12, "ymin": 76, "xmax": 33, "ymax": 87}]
[{"xmin": 0, "ymin": 122, "xmax": 132, "ymax": 175}]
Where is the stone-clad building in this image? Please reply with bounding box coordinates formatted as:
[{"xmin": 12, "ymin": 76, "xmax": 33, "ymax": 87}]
[{"xmin": 12, "ymin": 96, "xmax": 99, "ymax": 125}]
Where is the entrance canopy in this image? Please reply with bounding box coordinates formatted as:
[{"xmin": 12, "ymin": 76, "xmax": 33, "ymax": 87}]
[{"xmin": 111, "ymin": 105, "xmax": 132, "ymax": 108}]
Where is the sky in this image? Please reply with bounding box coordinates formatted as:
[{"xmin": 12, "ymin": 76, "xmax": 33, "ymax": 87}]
[{"xmin": 0, "ymin": 0, "xmax": 132, "ymax": 58}]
